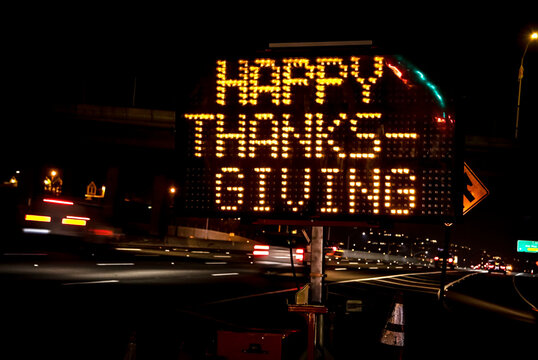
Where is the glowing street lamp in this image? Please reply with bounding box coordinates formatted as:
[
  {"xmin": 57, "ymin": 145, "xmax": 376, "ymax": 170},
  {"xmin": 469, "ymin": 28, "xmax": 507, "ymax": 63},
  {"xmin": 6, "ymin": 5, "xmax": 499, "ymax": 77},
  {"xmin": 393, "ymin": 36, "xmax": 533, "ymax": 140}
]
[
  {"xmin": 44, "ymin": 169, "xmax": 62, "ymax": 195},
  {"xmin": 515, "ymin": 32, "xmax": 538, "ymax": 139}
]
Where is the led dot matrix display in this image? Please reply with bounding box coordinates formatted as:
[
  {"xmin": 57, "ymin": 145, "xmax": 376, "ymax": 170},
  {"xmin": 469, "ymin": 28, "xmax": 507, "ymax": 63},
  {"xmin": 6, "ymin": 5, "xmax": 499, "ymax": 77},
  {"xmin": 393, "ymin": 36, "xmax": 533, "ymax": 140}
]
[{"xmin": 181, "ymin": 53, "xmax": 460, "ymax": 221}]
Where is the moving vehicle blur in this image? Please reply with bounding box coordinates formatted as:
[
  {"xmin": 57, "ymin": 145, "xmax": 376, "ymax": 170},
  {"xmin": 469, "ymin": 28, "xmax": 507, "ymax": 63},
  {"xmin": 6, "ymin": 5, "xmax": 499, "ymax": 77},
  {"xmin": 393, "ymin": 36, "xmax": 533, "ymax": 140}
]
[
  {"xmin": 325, "ymin": 246, "xmax": 344, "ymax": 260},
  {"xmin": 17, "ymin": 195, "xmax": 121, "ymax": 247},
  {"xmin": 251, "ymin": 243, "xmax": 305, "ymax": 267},
  {"xmin": 250, "ymin": 231, "xmax": 306, "ymax": 268},
  {"xmin": 433, "ymin": 253, "xmax": 455, "ymax": 269},
  {"xmin": 487, "ymin": 259, "xmax": 507, "ymax": 274}
]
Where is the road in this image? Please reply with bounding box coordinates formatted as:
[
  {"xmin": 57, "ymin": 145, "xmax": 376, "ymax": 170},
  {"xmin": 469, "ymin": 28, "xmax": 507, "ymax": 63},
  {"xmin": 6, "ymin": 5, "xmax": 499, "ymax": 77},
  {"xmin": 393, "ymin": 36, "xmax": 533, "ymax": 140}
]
[{"xmin": 1, "ymin": 237, "xmax": 536, "ymax": 359}]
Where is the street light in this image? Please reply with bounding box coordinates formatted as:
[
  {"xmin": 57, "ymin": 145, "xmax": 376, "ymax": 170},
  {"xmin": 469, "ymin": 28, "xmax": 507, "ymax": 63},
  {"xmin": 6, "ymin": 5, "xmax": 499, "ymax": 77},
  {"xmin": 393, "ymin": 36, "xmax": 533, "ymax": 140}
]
[{"xmin": 515, "ymin": 32, "xmax": 538, "ymax": 139}]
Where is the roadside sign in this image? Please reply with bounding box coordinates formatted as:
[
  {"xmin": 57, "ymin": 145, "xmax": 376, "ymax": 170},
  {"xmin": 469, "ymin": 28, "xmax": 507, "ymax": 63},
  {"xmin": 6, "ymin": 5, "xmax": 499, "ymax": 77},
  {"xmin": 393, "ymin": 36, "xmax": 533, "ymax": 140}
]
[
  {"xmin": 180, "ymin": 52, "xmax": 460, "ymax": 221},
  {"xmin": 463, "ymin": 162, "xmax": 489, "ymax": 215},
  {"xmin": 517, "ymin": 240, "xmax": 538, "ymax": 253}
]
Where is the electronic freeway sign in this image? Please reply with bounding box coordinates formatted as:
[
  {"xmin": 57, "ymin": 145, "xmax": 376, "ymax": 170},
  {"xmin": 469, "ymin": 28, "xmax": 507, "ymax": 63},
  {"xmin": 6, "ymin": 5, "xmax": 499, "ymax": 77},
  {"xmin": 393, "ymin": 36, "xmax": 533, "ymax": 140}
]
[
  {"xmin": 179, "ymin": 52, "xmax": 461, "ymax": 221},
  {"xmin": 517, "ymin": 240, "xmax": 538, "ymax": 253}
]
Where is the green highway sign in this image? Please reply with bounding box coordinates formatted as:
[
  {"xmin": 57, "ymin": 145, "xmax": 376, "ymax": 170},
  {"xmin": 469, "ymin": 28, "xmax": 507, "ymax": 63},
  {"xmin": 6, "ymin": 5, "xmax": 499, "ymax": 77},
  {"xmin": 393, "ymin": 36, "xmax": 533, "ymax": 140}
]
[{"xmin": 517, "ymin": 240, "xmax": 538, "ymax": 253}]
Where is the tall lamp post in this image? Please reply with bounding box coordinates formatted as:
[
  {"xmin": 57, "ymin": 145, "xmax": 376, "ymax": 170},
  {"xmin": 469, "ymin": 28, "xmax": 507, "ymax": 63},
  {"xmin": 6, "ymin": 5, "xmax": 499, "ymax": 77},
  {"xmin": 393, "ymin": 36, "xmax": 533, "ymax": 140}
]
[{"xmin": 515, "ymin": 32, "xmax": 538, "ymax": 139}]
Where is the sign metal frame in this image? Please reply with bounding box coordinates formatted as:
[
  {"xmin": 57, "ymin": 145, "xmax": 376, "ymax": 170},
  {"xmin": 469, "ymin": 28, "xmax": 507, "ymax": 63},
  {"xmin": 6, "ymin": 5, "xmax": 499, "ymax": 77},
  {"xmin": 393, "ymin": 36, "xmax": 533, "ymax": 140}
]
[{"xmin": 177, "ymin": 49, "xmax": 463, "ymax": 224}]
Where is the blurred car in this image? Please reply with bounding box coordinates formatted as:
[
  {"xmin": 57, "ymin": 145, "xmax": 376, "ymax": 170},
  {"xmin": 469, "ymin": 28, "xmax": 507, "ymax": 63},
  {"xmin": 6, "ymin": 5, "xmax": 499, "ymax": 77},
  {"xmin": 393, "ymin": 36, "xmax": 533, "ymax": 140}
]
[
  {"xmin": 487, "ymin": 259, "xmax": 506, "ymax": 274},
  {"xmin": 19, "ymin": 196, "xmax": 122, "ymax": 247},
  {"xmin": 251, "ymin": 243, "xmax": 305, "ymax": 267},
  {"xmin": 433, "ymin": 253, "xmax": 455, "ymax": 269},
  {"xmin": 325, "ymin": 246, "xmax": 344, "ymax": 260},
  {"xmin": 250, "ymin": 231, "xmax": 306, "ymax": 268}
]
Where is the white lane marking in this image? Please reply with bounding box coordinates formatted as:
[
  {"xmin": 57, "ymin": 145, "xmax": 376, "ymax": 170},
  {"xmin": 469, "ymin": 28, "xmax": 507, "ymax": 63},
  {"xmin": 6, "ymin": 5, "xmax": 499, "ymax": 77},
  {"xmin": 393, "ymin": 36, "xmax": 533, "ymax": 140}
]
[
  {"xmin": 96, "ymin": 263, "xmax": 135, "ymax": 266},
  {"xmin": 205, "ymin": 262, "xmax": 227, "ymax": 265},
  {"xmin": 62, "ymin": 280, "xmax": 120, "ymax": 286},
  {"xmin": 22, "ymin": 228, "xmax": 51, "ymax": 234},
  {"xmin": 375, "ymin": 279, "xmax": 439, "ymax": 292},
  {"xmin": 513, "ymin": 274, "xmax": 538, "ymax": 311},
  {"xmin": 331, "ymin": 270, "xmax": 443, "ymax": 285},
  {"xmin": 3, "ymin": 253, "xmax": 48, "ymax": 256},
  {"xmin": 211, "ymin": 272, "xmax": 239, "ymax": 277}
]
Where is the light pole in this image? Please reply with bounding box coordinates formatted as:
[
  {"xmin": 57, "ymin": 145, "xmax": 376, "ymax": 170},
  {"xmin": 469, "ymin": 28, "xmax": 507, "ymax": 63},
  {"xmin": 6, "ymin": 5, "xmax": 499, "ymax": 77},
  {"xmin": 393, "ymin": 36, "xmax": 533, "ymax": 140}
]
[{"xmin": 515, "ymin": 32, "xmax": 538, "ymax": 139}]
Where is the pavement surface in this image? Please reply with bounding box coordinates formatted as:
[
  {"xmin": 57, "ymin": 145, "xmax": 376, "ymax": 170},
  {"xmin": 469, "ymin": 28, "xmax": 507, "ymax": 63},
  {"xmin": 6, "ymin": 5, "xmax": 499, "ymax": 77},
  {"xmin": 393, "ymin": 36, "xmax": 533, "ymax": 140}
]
[{"xmin": 1, "ymin": 234, "xmax": 537, "ymax": 359}]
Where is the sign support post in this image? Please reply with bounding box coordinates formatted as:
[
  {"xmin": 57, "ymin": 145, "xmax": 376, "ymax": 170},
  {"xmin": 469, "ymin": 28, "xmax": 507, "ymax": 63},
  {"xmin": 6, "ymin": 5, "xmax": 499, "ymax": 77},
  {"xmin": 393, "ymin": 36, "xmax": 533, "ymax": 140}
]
[
  {"xmin": 438, "ymin": 222, "xmax": 452, "ymax": 302},
  {"xmin": 288, "ymin": 225, "xmax": 328, "ymax": 360},
  {"xmin": 310, "ymin": 226, "xmax": 324, "ymax": 304},
  {"xmin": 310, "ymin": 226, "xmax": 325, "ymax": 357}
]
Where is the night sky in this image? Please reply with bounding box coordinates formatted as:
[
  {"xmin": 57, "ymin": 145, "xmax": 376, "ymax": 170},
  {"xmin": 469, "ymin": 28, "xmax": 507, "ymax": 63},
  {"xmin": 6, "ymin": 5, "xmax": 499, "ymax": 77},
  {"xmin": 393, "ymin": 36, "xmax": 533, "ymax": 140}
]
[
  {"xmin": 2, "ymin": 5, "xmax": 537, "ymax": 260},
  {"xmin": 4, "ymin": 5, "xmax": 537, "ymax": 134}
]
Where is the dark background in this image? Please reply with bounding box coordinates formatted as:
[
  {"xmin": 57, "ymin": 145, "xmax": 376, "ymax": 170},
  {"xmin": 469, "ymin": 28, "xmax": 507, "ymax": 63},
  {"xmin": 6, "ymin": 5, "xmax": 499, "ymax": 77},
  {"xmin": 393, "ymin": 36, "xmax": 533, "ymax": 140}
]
[{"xmin": 1, "ymin": 4, "xmax": 537, "ymax": 260}]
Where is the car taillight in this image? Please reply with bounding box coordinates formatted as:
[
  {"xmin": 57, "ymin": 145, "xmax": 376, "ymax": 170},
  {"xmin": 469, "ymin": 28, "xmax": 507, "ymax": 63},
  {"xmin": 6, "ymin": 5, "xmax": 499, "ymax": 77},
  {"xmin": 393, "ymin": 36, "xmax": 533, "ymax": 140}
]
[
  {"xmin": 295, "ymin": 248, "xmax": 304, "ymax": 262},
  {"xmin": 25, "ymin": 214, "xmax": 52, "ymax": 223},
  {"xmin": 253, "ymin": 244, "xmax": 270, "ymax": 256},
  {"xmin": 448, "ymin": 258, "xmax": 454, "ymax": 263},
  {"xmin": 61, "ymin": 217, "xmax": 87, "ymax": 226},
  {"xmin": 500, "ymin": 265, "xmax": 506, "ymax": 270},
  {"xmin": 91, "ymin": 229, "xmax": 114, "ymax": 236},
  {"xmin": 434, "ymin": 256, "xmax": 439, "ymax": 261}
]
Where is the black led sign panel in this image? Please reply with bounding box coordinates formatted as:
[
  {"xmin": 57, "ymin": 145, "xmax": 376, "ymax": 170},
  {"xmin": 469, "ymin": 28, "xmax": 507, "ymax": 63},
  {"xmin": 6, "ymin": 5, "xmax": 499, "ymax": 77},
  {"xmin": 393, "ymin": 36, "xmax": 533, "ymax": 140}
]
[{"xmin": 179, "ymin": 54, "xmax": 460, "ymax": 221}]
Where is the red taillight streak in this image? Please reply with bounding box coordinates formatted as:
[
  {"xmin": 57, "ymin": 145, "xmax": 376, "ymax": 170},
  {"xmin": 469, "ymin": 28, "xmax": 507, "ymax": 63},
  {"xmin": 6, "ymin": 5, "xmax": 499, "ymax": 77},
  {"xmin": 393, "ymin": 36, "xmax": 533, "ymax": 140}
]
[
  {"xmin": 253, "ymin": 244, "xmax": 270, "ymax": 256},
  {"xmin": 253, "ymin": 250, "xmax": 270, "ymax": 256},
  {"xmin": 43, "ymin": 198, "xmax": 74, "ymax": 205},
  {"xmin": 295, "ymin": 248, "xmax": 305, "ymax": 261},
  {"xmin": 92, "ymin": 229, "xmax": 114, "ymax": 236}
]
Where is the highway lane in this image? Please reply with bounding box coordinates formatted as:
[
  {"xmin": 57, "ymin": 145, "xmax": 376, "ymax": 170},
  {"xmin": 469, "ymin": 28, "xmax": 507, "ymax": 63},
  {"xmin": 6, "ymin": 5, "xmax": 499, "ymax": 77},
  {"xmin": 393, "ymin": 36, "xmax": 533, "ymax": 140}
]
[
  {"xmin": 1, "ymin": 242, "xmax": 536, "ymax": 359},
  {"xmin": 326, "ymin": 268, "xmax": 537, "ymax": 359}
]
